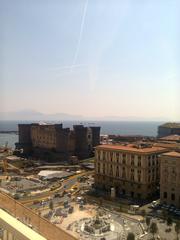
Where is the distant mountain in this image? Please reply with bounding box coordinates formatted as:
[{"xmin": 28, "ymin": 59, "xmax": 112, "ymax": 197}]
[
  {"xmin": 0, "ymin": 109, "xmax": 170, "ymax": 122},
  {"xmin": 99, "ymin": 115, "xmax": 170, "ymax": 122},
  {"xmin": 0, "ymin": 110, "xmax": 83, "ymax": 121}
]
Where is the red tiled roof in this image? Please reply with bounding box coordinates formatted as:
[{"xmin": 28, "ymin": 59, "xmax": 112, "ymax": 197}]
[
  {"xmin": 159, "ymin": 135, "xmax": 180, "ymax": 141},
  {"xmin": 161, "ymin": 151, "xmax": 180, "ymax": 158},
  {"xmin": 96, "ymin": 144, "xmax": 166, "ymax": 154}
]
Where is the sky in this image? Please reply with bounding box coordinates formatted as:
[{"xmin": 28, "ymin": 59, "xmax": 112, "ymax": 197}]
[{"xmin": 0, "ymin": 0, "xmax": 180, "ymax": 121}]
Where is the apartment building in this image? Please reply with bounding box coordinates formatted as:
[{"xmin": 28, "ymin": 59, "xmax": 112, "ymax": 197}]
[
  {"xmin": 160, "ymin": 151, "xmax": 180, "ymax": 208},
  {"xmin": 95, "ymin": 144, "xmax": 167, "ymax": 200}
]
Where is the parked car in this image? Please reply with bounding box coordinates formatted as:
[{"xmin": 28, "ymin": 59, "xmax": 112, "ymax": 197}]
[{"xmin": 68, "ymin": 206, "xmax": 74, "ymax": 214}]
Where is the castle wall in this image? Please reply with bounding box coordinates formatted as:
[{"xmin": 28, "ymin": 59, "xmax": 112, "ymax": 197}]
[{"xmin": 17, "ymin": 123, "xmax": 100, "ymax": 161}]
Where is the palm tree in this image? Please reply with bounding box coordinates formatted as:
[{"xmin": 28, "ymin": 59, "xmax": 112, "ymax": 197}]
[
  {"xmin": 146, "ymin": 216, "xmax": 151, "ymax": 231},
  {"xmin": 49, "ymin": 200, "xmax": 54, "ymax": 210},
  {"xmin": 141, "ymin": 209, "xmax": 146, "ymax": 222},
  {"xmin": 166, "ymin": 216, "xmax": 173, "ymax": 230},
  {"xmin": 127, "ymin": 232, "xmax": 135, "ymax": 240},
  {"xmin": 175, "ymin": 222, "xmax": 180, "ymax": 240},
  {"xmin": 149, "ymin": 222, "xmax": 158, "ymax": 240}
]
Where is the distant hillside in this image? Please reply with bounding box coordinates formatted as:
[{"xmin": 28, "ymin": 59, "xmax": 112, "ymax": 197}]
[
  {"xmin": 0, "ymin": 110, "xmax": 83, "ymax": 121},
  {"xmin": 0, "ymin": 110, "xmax": 170, "ymax": 122}
]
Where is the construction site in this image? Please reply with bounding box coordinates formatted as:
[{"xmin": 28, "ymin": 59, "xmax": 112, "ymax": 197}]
[
  {"xmin": 0, "ymin": 144, "xmax": 148, "ymax": 240},
  {"xmin": 1, "ymin": 136, "xmax": 180, "ymax": 240}
]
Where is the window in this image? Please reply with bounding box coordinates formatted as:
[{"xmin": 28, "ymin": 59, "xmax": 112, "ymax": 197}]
[
  {"xmin": 122, "ymin": 167, "xmax": 126, "ymax": 178},
  {"xmin": 131, "ymin": 174, "xmax": 134, "ymax": 181},
  {"xmin": 116, "ymin": 153, "xmax": 120, "ymax": 163},
  {"xmin": 138, "ymin": 174, "xmax": 141, "ymax": 182},
  {"xmin": 131, "ymin": 159, "xmax": 134, "ymax": 166},
  {"xmin": 152, "ymin": 174, "xmax": 155, "ymax": 181},
  {"xmin": 163, "ymin": 192, "xmax": 167, "ymax": 199},
  {"xmin": 109, "ymin": 165, "xmax": 113, "ymax": 175},
  {"xmin": 122, "ymin": 154, "xmax": 126, "ymax": 164},
  {"xmin": 171, "ymin": 193, "xmax": 175, "ymax": 201},
  {"xmin": 103, "ymin": 164, "xmax": 105, "ymax": 174},
  {"xmin": 98, "ymin": 163, "xmax": 100, "ymax": 173},
  {"xmin": 110, "ymin": 152, "xmax": 113, "ymax": 162},
  {"xmin": 116, "ymin": 166, "xmax": 119, "ymax": 177}
]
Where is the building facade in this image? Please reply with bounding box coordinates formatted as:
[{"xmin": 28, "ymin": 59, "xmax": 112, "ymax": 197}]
[
  {"xmin": 95, "ymin": 144, "xmax": 167, "ymax": 200},
  {"xmin": 158, "ymin": 123, "xmax": 180, "ymax": 138},
  {"xmin": 160, "ymin": 152, "xmax": 180, "ymax": 208},
  {"xmin": 16, "ymin": 123, "xmax": 100, "ymax": 161}
]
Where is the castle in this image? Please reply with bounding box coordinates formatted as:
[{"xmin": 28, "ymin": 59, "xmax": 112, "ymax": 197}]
[{"xmin": 16, "ymin": 123, "xmax": 100, "ymax": 162}]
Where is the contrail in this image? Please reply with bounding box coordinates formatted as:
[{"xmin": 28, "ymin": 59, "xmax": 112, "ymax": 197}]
[
  {"xmin": 50, "ymin": 64, "xmax": 87, "ymax": 71},
  {"xmin": 70, "ymin": 0, "xmax": 89, "ymax": 72}
]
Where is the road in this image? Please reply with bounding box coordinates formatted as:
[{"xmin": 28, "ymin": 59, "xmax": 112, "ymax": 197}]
[
  {"xmin": 22, "ymin": 171, "xmax": 92, "ymax": 206},
  {"xmin": 29, "ymin": 177, "xmax": 78, "ymax": 210}
]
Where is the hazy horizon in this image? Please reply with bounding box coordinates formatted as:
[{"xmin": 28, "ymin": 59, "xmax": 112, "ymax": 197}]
[
  {"xmin": 0, "ymin": 109, "xmax": 174, "ymax": 122},
  {"xmin": 1, "ymin": 0, "xmax": 180, "ymax": 121}
]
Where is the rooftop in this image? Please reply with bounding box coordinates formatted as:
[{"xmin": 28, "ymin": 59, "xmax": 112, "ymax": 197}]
[
  {"xmin": 96, "ymin": 144, "xmax": 166, "ymax": 154},
  {"xmin": 38, "ymin": 170, "xmax": 72, "ymax": 179},
  {"xmin": 0, "ymin": 208, "xmax": 47, "ymax": 240},
  {"xmin": 159, "ymin": 122, "xmax": 180, "ymax": 129},
  {"xmin": 159, "ymin": 134, "xmax": 180, "ymax": 141},
  {"xmin": 154, "ymin": 142, "xmax": 180, "ymax": 149},
  {"xmin": 161, "ymin": 151, "xmax": 180, "ymax": 158}
]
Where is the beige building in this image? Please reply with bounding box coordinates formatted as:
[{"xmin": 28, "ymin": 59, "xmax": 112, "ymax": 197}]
[
  {"xmin": 160, "ymin": 151, "xmax": 180, "ymax": 208},
  {"xmin": 95, "ymin": 144, "xmax": 167, "ymax": 200}
]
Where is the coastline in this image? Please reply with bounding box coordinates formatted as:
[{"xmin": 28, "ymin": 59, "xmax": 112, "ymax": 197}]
[{"xmin": 0, "ymin": 131, "xmax": 18, "ymax": 134}]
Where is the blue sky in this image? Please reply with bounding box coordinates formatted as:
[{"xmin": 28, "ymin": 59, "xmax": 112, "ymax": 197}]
[{"xmin": 1, "ymin": 0, "xmax": 180, "ymax": 120}]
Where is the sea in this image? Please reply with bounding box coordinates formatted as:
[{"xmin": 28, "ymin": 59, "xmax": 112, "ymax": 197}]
[{"xmin": 0, "ymin": 120, "xmax": 163, "ymax": 149}]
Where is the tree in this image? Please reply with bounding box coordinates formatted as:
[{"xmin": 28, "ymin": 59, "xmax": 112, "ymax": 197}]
[
  {"xmin": 127, "ymin": 232, "xmax": 135, "ymax": 240},
  {"xmin": 141, "ymin": 209, "xmax": 146, "ymax": 217},
  {"xmin": 162, "ymin": 209, "xmax": 168, "ymax": 221},
  {"xmin": 175, "ymin": 222, "xmax": 180, "ymax": 240},
  {"xmin": 141, "ymin": 209, "xmax": 146, "ymax": 222},
  {"xmin": 13, "ymin": 193, "xmax": 20, "ymax": 200},
  {"xmin": 146, "ymin": 216, "xmax": 151, "ymax": 230},
  {"xmin": 49, "ymin": 200, "xmax": 54, "ymax": 210},
  {"xmin": 167, "ymin": 216, "xmax": 173, "ymax": 229},
  {"xmin": 149, "ymin": 222, "xmax": 158, "ymax": 240}
]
